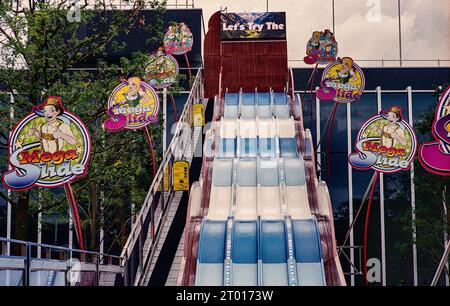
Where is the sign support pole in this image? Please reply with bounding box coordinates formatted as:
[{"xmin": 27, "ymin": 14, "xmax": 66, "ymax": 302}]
[
  {"xmin": 184, "ymin": 53, "xmax": 192, "ymax": 83},
  {"xmin": 64, "ymin": 184, "xmax": 84, "ymax": 250},
  {"xmin": 7, "ymin": 92, "xmax": 14, "ymax": 256},
  {"xmin": 325, "ymin": 102, "xmax": 339, "ymax": 176},
  {"xmin": 144, "ymin": 126, "xmax": 157, "ymax": 177},
  {"xmin": 37, "ymin": 189, "xmax": 42, "ymax": 258},
  {"xmin": 364, "ymin": 171, "xmax": 380, "ymax": 285},
  {"xmin": 407, "ymin": 86, "xmax": 418, "ymax": 285},
  {"xmin": 163, "ymin": 88, "xmax": 167, "ymax": 153},
  {"xmin": 309, "ymin": 63, "xmax": 319, "ymax": 109},
  {"xmin": 170, "ymin": 94, "xmax": 179, "ymax": 122},
  {"xmin": 68, "ymin": 206, "xmax": 73, "ymax": 250}
]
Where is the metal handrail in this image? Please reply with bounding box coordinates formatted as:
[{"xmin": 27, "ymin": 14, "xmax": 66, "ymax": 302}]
[
  {"xmin": 120, "ymin": 68, "xmax": 204, "ymax": 285},
  {"xmin": 0, "ymin": 236, "xmax": 120, "ymax": 260},
  {"xmin": 289, "ymin": 59, "xmax": 450, "ymax": 68},
  {"xmin": 0, "ymin": 236, "xmax": 123, "ymax": 286}
]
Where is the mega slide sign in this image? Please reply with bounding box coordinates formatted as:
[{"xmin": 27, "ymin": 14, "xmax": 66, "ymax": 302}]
[{"xmin": 2, "ymin": 96, "xmax": 91, "ymax": 190}]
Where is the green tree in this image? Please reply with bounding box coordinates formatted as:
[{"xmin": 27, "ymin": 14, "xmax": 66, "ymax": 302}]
[{"xmin": 0, "ymin": 0, "xmax": 170, "ymax": 253}]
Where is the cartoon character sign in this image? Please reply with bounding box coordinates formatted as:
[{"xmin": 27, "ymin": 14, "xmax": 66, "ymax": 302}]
[
  {"xmin": 419, "ymin": 85, "xmax": 450, "ymax": 176},
  {"xmin": 2, "ymin": 97, "xmax": 91, "ymax": 190},
  {"xmin": 104, "ymin": 76, "xmax": 159, "ymax": 131},
  {"xmin": 144, "ymin": 48, "xmax": 179, "ymax": 89},
  {"xmin": 305, "ymin": 29, "xmax": 338, "ymax": 65},
  {"xmin": 319, "ymin": 57, "xmax": 365, "ymax": 103},
  {"xmin": 163, "ymin": 22, "xmax": 194, "ymax": 55},
  {"xmin": 349, "ymin": 106, "xmax": 417, "ymax": 173}
]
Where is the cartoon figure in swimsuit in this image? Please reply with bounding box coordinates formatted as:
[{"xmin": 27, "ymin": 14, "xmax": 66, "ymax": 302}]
[
  {"xmin": 308, "ymin": 31, "xmax": 321, "ymax": 52},
  {"xmin": 374, "ymin": 106, "xmax": 407, "ymax": 148},
  {"xmin": 323, "ymin": 29, "xmax": 335, "ymax": 53},
  {"xmin": 122, "ymin": 77, "xmax": 152, "ymax": 108},
  {"xmin": 27, "ymin": 96, "xmax": 77, "ymax": 154},
  {"xmin": 333, "ymin": 57, "xmax": 359, "ymax": 84},
  {"xmin": 146, "ymin": 49, "xmax": 172, "ymax": 78},
  {"xmin": 179, "ymin": 23, "xmax": 189, "ymax": 47}
]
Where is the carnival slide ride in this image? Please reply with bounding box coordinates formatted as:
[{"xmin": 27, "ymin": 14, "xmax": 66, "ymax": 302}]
[{"xmin": 178, "ymin": 88, "xmax": 346, "ymax": 286}]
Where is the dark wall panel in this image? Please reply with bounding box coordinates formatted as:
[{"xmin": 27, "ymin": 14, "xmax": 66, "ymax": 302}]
[
  {"xmin": 74, "ymin": 9, "xmax": 203, "ymax": 67},
  {"xmin": 220, "ymin": 41, "xmax": 287, "ymax": 93},
  {"xmin": 293, "ymin": 67, "xmax": 450, "ymax": 91},
  {"xmin": 204, "ymin": 11, "xmax": 221, "ymax": 98}
]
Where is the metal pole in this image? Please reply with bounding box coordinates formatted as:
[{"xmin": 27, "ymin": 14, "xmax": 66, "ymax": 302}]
[
  {"xmin": 431, "ymin": 239, "xmax": 450, "ymax": 286},
  {"xmin": 315, "ymin": 88, "xmax": 321, "ymax": 180},
  {"xmin": 25, "ymin": 243, "xmax": 31, "ymax": 286},
  {"xmin": 54, "ymin": 220, "xmax": 58, "ymax": 245},
  {"xmin": 95, "ymin": 254, "xmax": 100, "ymax": 286},
  {"xmin": 377, "ymin": 86, "xmax": 386, "ymax": 286},
  {"xmin": 163, "ymin": 88, "xmax": 168, "ymax": 153},
  {"xmin": 346, "ymin": 102, "xmax": 355, "ymax": 286},
  {"xmin": 123, "ymin": 252, "xmax": 129, "ymax": 286},
  {"xmin": 340, "ymin": 172, "xmax": 378, "ymax": 251},
  {"xmin": 37, "ymin": 189, "xmax": 42, "ymax": 258},
  {"xmin": 332, "ymin": 0, "xmax": 335, "ymax": 34},
  {"xmin": 100, "ymin": 133, "xmax": 105, "ymax": 261},
  {"xmin": 100, "ymin": 190, "xmax": 104, "ymax": 262},
  {"xmin": 443, "ymin": 186, "xmax": 449, "ymax": 286},
  {"xmin": 7, "ymin": 92, "xmax": 14, "ymax": 256},
  {"xmin": 407, "ymin": 86, "xmax": 418, "ymax": 285},
  {"xmin": 68, "ymin": 206, "xmax": 73, "ymax": 249},
  {"xmin": 398, "ymin": 0, "xmax": 403, "ymax": 67}
]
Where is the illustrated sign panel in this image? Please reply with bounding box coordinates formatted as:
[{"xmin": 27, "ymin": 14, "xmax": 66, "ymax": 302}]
[
  {"xmin": 305, "ymin": 29, "xmax": 338, "ymax": 65},
  {"xmin": 104, "ymin": 77, "xmax": 160, "ymax": 131},
  {"xmin": 320, "ymin": 57, "xmax": 365, "ymax": 103},
  {"xmin": 2, "ymin": 97, "xmax": 91, "ymax": 190},
  {"xmin": 193, "ymin": 104, "xmax": 205, "ymax": 127},
  {"xmin": 173, "ymin": 160, "xmax": 189, "ymax": 191},
  {"xmin": 349, "ymin": 106, "xmax": 417, "ymax": 173},
  {"xmin": 220, "ymin": 12, "xmax": 286, "ymax": 40},
  {"xmin": 164, "ymin": 22, "xmax": 194, "ymax": 55},
  {"xmin": 144, "ymin": 49, "xmax": 179, "ymax": 89},
  {"xmin": 419, "ymin": 85, "xmax": 450, "ymax": 176}
]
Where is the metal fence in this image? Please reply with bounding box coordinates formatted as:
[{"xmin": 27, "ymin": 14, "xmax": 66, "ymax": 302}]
[
  {"xmin": 289, "ymin": 59, "xmax": 450, "ymax": 68},
  {"xmin": 0, "ymin": 236, "xmax": 123, "ymax": 286}
]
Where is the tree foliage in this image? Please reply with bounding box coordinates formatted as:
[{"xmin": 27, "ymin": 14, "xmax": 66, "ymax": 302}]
[{"xmin": 0, "ymin": 0, "xmax": 170, "ymax": 253}]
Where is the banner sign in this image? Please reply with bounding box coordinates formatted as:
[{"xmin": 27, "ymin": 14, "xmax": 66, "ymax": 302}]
[
  {"xmin": 193, "ymin": 104, "xmax": 205, "ymax": 127},
  {"xmin": 419, "ymin": 85, "xmax": 450, "ymax": 176},
  {"xmin": 164, "ymin": 22, "xmax": 194, "ymax": 55},
  {"xmin": 144, "ymin": 49, "xmax": 179, "ymax": 89},
  {"xmin": 319, "ymin": 57, "xmax": 365, "ymax": 103},
  {"xmin": 220, "ymin": 12, "xmax": 286, "ymax": 40},
  {"xmin": 349, "ymin": 106, "xmax": 417, "ymax": 173},
  {"xmin": 2, "ymin": 97, "xmax": 91, "ymax": 190},
  {"xmin": 305, "ymin": 29, "xmax": 338, "ymax": 65},
  {"xmin": 104, "ymin": 77, "xmax": 160, "ymax": 131},
  {"xmin": 173, "ymin": 160, "xmax": 189, "ymax": 191}
]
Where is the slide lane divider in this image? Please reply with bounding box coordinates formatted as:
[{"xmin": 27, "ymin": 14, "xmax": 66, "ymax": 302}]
[
  {"xmin": 223, "ymin": 157, "xmax": 239, "ymax": 286},
  {"xmin": 278, "ymin": 157, "xmax": 298, "ymax": 286}
]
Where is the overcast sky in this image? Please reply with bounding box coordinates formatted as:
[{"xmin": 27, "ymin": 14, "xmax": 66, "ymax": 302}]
[{"xmin": 193, "ymin": 0, "xmax": 450, "ymax": 67}]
